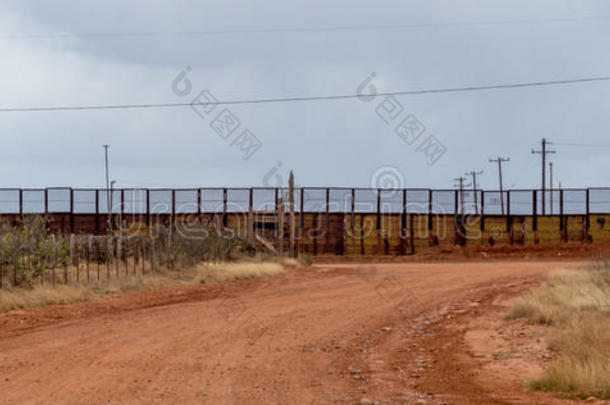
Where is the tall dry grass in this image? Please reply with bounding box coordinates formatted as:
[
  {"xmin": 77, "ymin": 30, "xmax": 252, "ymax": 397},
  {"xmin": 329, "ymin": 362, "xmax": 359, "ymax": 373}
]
[
  {"xmin": 0, "ymin": 257, "xmax": 299, "ymax": 312},
  {"xmin": 508, "ymin": 262, "xmax": 610, "ymax": 399}
]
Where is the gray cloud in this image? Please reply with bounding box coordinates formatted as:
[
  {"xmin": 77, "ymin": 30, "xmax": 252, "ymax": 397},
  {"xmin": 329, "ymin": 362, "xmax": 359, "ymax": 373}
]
[{"xmin": 1, "ymin": 0, "xmax": 609, "ymax": 189}]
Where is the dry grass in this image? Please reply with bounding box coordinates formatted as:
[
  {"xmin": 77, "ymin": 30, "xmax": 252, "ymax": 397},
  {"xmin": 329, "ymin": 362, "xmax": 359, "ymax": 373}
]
[
  {"xmin": 0, "ymin": 258, "xmax": 300, "ymax": 312},
  {"xmin": 507, "ymin": 262, "xmax": 610, "ymax": 399}
]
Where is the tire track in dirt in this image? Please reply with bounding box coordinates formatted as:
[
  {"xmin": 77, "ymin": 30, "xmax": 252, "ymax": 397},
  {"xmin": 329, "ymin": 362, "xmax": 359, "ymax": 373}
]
[{"xmin": 0, "ymin": 261, "xmax": 583, "ymax": 404}]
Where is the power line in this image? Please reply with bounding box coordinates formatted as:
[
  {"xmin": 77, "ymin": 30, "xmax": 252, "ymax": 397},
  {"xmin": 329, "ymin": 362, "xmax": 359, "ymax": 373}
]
[
  {"xmin": 2, "ymin": 75, "xmax": 610, "ymax": 113},
  {"xmin": 553, "ymin": 142, "xmax": 610, "ymax": 148},
  {"xmin": 2, "ymin": 16, "xmax": 609, "ymax": 40}
]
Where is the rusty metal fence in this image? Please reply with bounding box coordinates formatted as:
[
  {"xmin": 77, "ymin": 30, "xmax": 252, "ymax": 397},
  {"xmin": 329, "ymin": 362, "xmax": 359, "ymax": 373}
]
[{"xmin": 0, "ymin": 187, "xmax": 608, "ymax": 216}]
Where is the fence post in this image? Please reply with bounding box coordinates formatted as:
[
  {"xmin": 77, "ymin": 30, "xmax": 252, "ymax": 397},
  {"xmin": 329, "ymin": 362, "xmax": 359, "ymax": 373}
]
[
  {"xmin": 325, "ymin": 188, "xmax": 330, "ymax": 253},
  {"xmin": 401, "ymin": 189, "xmax": 407, "ymax": 236},
  {"xmin": 95, "ymin": 189, "xmax": 100, "ymax": 232},
  {"xmin": 248, "ymin": 188, "xmax": 254, "ymax": 243},
  {"xmin": 171, "ymin": 189, "xmax": 176, "ymax": 221},
  {"xmin": 197, "ymin": 189, "xmax": 202, "ymax": 216},
  {"xmin": 376, "ymin": 189, "xmax": 381, "ymax": 230},
  {"xmin": 70, "ymin": 188, "xmax": 75, "ymax": 232},
  {"xmin": 351, "ymin": 188, "xmax": 355, "ymax": 229},
  {"xmin": 44, "ymin": 188, "xmax": 49, "ymax": 215},
  {"xmin": 506, "ymin": 190, "xmax": 512, "ymax": 233},
  {"xmin": 532, "ymin": 190, "xmax": 538, "ymax": 232},
  {"xmin": 560, "ymin": 189, "xmax": 565, "ymax": 241},
  {"xmin": 222, "ymin": 188, "xmax": 228, "ymax": 227},
  {"xmin": 19, "ymin": 189, "xmax": 23, "ymax": 217},
  {"xmin": 146, "ymin": 189, "xmax": 150, "ymax": 227},
  {"xmin": 300, "ymin": 187, "xmax": 304, "ymax": 230},
  {"xmin": 428, "ymin": 189, "xmax": 433, "ymax": 233},
  {"xmin": 585, "ymin": 188, "xmax": 590, "ymax": 233},
  {"xmin": 480, "ymin": 191, "xmax": 485, "ymax": 231}
]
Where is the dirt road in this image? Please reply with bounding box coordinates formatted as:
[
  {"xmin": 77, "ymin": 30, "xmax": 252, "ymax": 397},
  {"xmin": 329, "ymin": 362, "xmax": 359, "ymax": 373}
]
[{"xmin": 0, "ymin": 261, "xmax": 583, "ymax": 404}]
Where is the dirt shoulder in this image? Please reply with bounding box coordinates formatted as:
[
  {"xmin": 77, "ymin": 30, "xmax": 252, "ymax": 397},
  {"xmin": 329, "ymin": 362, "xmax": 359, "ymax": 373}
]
[{"xmin": 0, "ymin": 260, "xmax": 587, "ymax": 404}]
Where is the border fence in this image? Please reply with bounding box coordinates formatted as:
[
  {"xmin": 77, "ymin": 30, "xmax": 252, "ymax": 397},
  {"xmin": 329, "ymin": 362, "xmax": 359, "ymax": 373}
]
[
  {"xmin": 1, "ymin": 187, "xmax": 610, "ymax": 258},
  {"xmin": 0, "ymin": 187, "xmax": 607, "ymax": 216}
]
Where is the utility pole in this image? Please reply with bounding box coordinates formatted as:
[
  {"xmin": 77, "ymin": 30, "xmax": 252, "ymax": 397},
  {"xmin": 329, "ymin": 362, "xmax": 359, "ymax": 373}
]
[
  {"xmin": 488, "ymin": 157, "xmax": 510, "ymax": 215},
  {"xmin": 549, "ymin": 161, "xmax": 554, "ymax": 215},
  {"xmin": 454, "ymin": 176, "xmax": 467, "ymax": 214},
  {"xmin": 532, "ymin": 138, "xmax": 555, "ymax": 215},
  {"xmin": 466, "ymin": 170, "xmax": 483, "ymax": 214}
]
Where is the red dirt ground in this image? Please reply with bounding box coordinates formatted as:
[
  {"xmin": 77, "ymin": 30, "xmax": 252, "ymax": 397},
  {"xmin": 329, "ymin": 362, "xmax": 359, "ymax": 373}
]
[{"xmin": 0, "ymin": 260, "xmax": 596, "ymax": 404}]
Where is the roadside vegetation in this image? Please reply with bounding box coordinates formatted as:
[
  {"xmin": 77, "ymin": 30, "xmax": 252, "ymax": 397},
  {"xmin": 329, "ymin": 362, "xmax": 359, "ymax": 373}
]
[
  {"xmin": 507, "ymin": 261, "xmax": 610, "ymax": 400},
  {"xmin": 0, "ymin": 216, "xmax": 301, "ymax": 312}
]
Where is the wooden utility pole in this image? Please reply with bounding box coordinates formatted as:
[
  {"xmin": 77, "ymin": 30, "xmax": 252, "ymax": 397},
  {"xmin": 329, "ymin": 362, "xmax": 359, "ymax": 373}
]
[
  {"xmin": 489, "ymin": 157, "xmax": 510, "ymax": 215},
  {"xmin": 454, "ymin": 176, "xmax": 467, "ymax": 214},
  {"xmin": 289, "ymin": 171, "xmax": 296, "ymax": 258},
  {"xmin": 532, "ymin": 138, "xmax": 555, "ymax": 215},
  {"xmin": 466, "ymin": 170, "xmax": 483, "ymax": 214}
]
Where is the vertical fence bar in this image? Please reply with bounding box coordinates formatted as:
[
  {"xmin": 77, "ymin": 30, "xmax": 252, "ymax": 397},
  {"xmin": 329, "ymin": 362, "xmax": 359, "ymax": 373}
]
[
  {"xmin": 222, "ymin": 188, "xmax": 228, "ymax": 227},
  {"xmin": 428, "ymin": 189, "xmax": 433, "ymax": 232},
  {"xmin": 248, "ymin": 188, "xmax": 254, "ymax": 242},
  {"xmin": 506, "ymin": 190, "xmax": 512, "ymax": 232},
  {"xmin": 376, "ymin": 189, "xmax": 381, "ymax": 230},
  {"xmin": 120, "ymin": 188, "xmax": 125, "ymax": 218},
  {"xmin": 559, "ymin": 189, "xmax": 564, "ymax": 239},
  {"xmin": 171, "ymin": 189, "xmax": 176, "ymax": 218},
  {"xmin": 585, "ymin": 188, "xmax": 590, "ymax": 232},
  {"xmin": 532, "ymin": 190, "xmax": 538, "ymax": 232},
  {"xmin": 401, "ymin": 189, "xmax": 407, "ymax": 233},
  {"xmin": 70, "ymin": 188, "xmax": 74, "ymax": 232},
  {"xmin": 480, "ymin": 190, "xmax": 485, "ymax": 231},
  {"xmin": 351, "ymin": 188, "xmax": 355, "ymax": 229},
  {"xmin": 44, "ymin": 188, "xmax": 49, "ymax": 214},
  {"xmin": 197, "ymin": 189, "xmax": 202, "ymax": 216},
  {"xmin": 325, "ymin": 188, "xmax": 330, "ymax": 230},
  {"xmin": 18, "ymin": 189, "xmax": 23, "ymax": 216},
  {"xmin": 300, "ymin": 187, "xmax": 304, "ymax": 230},
  {"xmin": 454, "ymin": 190, "xmax": 459, "ymax": 215},
  {"xmin": 95, "ymin": 189, "xmax": 100, "ymax": 232},
  {"xmin": 146, "ymin": 189, "xmax": 151, "ymax": 227}
]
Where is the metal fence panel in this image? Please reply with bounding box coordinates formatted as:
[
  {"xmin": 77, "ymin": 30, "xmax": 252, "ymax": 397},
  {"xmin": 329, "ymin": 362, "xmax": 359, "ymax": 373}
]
[
  {"xmin": 380, "ymin": 189, "xmax": 402, "ymax": 214},
  {"xmin": 47, "ymin": 188, "xmax": 71, "ymax": 213},
  {"xmin": 563, "ymin": 190, "xmax": 587, "ymax": 215},
  {"xmin": 483, "ymin": 191, "xmax": 506, "ymax": 215},
  {"xmin": 23, "ymin": 190, "xmax": 45, "ymax": 213},
  {"xmin": 73, "ymin": 190, "xmax": 96, "ymax": 214},
  {"xmin": 253, "ymin": 188, "xmax": 275, "ymax": 211},
  {"xmin": 590, "ymin": 189, "xmax": 610, "ymax": 214},
  {"xmin": 431, "ymin": 190, "xmax": 455, "ymax": 214},
  {"xmin": 354, "ymin": 189, "xmax": 376, "ymax": 213},
  {"xmin": 406, "ymin": 189, "xmax": 428, "ymax": 214},
  {"xmin": 227, "ymin": 189, "xmax": 249, "ymax": 212},
  {"xmin": 175, "ymin": 189, "xmax": 198, "ymax": 213},
  {"xmin": 509, "ymin": 190, "xmax": 533, "ymax": 215},
  {"xmin": 329, "ymin": 188, "xmax": 351, "ymax": 213}
]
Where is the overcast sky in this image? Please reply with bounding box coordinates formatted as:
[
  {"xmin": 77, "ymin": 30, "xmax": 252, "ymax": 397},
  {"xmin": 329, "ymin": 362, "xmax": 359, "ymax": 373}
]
[{"xmin": 1, "ymin": 0, "xmax": 609, "ymax": 190}]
